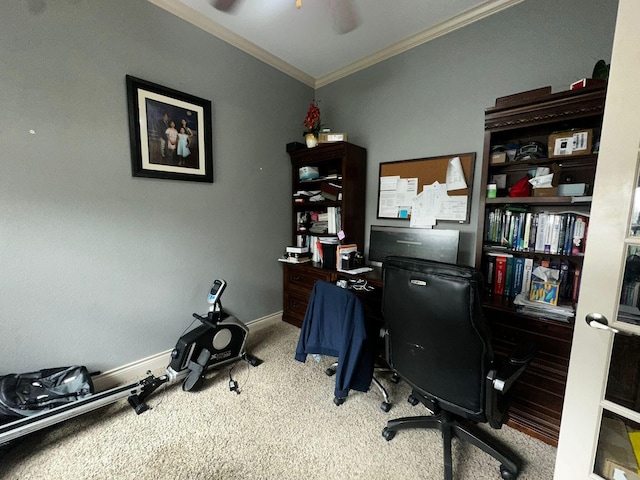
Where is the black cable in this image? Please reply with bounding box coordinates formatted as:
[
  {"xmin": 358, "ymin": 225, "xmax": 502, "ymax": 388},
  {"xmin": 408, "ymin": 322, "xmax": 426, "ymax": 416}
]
[
  {"xmin": 228, "ymin": 360, "xmax": 251, "ymax": 395},
  {"xmin": 228, "ymin": 363, "xmax": 240, "ymax": 394}
]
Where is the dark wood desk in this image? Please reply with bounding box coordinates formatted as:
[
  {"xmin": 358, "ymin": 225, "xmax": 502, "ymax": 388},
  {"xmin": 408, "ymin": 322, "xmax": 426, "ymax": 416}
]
[
  {"xmin": 281, "ymin": 262, "xmax": 382, "ymax": 328},
  {"xmin": 282, "ymin": 261, "xmax": 566, "ymax": 446}
]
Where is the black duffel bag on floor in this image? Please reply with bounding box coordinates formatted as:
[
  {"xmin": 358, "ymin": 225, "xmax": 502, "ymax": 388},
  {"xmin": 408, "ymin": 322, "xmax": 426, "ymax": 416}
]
[{"xmin": 0, "ymin": 366, "xmax": 94, "ymax": 424}]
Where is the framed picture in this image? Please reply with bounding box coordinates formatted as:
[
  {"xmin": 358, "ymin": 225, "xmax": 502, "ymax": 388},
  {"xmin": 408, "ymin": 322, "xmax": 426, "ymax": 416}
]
[{"xmin": 126, "ymin": 75, "xmax": 213, "ymax": 182}]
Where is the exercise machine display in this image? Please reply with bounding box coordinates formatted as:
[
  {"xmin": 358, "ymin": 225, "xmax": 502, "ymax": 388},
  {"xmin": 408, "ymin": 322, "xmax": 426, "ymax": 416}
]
[{"xmin": 0, "ymin": 279, "xmax": 261, "ymax": 446}]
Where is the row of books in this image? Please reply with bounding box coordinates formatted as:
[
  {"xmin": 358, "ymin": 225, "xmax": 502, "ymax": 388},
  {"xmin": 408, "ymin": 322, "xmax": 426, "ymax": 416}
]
[
  {"xmin": 485, "ymin": 253, "xmax": 581, "ymax": 304},
  {"xmin": 288, "ymin": 236, "xmax": 339, "ymax": 265},
  {"xmin": 484, "ymin": 208, "xmax": 589, "ymax": 255}
]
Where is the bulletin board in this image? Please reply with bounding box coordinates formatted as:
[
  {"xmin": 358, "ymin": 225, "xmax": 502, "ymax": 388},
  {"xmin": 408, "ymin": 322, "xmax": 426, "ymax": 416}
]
[{"xmin": 377, "ymin": 152, "xmax": 475, "ymax": 224}]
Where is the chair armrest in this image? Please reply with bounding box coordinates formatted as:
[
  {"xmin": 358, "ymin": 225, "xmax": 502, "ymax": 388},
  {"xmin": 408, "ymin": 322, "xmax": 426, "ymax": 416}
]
[
  {"xmin": 492, "ymin": 342, "xmax": 537, "ymax": 394},
  {"xmin": 485, "ymin": 342, "xmax": 537, "ymax": 429}
]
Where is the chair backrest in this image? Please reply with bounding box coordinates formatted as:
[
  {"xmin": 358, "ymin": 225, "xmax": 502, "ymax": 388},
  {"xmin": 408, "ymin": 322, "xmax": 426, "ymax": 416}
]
[{"xmin": 382, "ymin": 256, "xmax": 492, "ymax": 421}]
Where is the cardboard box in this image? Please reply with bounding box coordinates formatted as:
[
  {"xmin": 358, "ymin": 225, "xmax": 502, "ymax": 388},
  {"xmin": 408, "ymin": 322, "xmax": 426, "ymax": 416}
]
[
  {"xmin": 533, "ymin": 187, "xmax": 558, "ymax": 197},
  {"xmin": 490, "ymin": 152, "xmax": 507, "ymax": 164},
  {"xmin": 549, "ymin": 129, "xmax": 593, "ymax": 157},
  {"xmin": 318, "ymin": 132, "xmax": 347, "ymax": 143},
  {"xmin": 530, "ymin": 280, "xmax": 559, "ymax": 306},
  {"xmin": 595, "ymin": 417, "xmax": 640, "ymax": 480}
]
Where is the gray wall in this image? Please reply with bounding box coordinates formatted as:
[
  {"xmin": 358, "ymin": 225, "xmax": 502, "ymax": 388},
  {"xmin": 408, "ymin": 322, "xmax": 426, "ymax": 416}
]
[
  {"xmin": 0, "ymin": 0, "xmax": 619, "ymax": 374},
  {"xmin": 0, "ymin": 0, "xmax": 310, "ymax": 373},
  {"xmin": 319, "ymin": 0, "xmax": 619, "ymax": 266}
]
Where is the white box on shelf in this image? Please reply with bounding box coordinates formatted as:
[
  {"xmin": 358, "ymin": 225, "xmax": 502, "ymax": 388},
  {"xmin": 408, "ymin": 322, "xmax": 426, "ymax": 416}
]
[
  {"xmin": 557, "ymin": 183, "xmax": 587, "ymax": 196},
  {"xmin": 299, "ymin": 166, "xmax": 319, "ymax": 180}
]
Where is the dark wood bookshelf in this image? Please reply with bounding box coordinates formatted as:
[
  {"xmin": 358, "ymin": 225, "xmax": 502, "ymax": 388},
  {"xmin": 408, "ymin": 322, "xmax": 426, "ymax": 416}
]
[
  {"xmin": 282, "ymin": 142, "xmax": 367, "ymax": 328},
  {"xmin": 476, "ymin": 84, "xmax": 607, "ymax": 446}
]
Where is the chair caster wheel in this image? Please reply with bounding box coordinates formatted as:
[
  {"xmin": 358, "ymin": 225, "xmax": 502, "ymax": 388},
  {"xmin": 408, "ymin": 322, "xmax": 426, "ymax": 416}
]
[
  {"xmin": 325, "ymin": 368, "xmax": 336, "ymax": 377},
  {"xmin": 381, "ymin": 402, "xmax": 392, "ymax": 412},
  {"xmin": 382, "ymin": 427, "xmax": 396, "ymax": 441},
  {"xmin": 499, "ymin": 465, "xmax": 518, "ymax": 479},
  {"xmin": 333, "ymin": 396, "xmax": 345, "ymax": 406},
  {"xmin": 390, "ymin": 373, "xmax": 400, "ymax": 384},
  {"xmin": 407, "ymin": 394, "xmax": 419, "ymax": 406}
]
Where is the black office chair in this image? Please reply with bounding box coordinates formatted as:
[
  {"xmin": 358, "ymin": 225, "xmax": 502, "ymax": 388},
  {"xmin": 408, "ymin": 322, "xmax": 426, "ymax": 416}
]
[
  {"xmin": 380, "ymin": 257, "xmax": 535, "ymax": 480},
  {"xmin": 295, "ymin": 280, "xmax": 392, "ymax": 411}
]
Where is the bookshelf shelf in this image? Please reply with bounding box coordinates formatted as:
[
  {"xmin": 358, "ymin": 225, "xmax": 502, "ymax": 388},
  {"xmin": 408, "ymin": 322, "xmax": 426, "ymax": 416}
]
[
  {"xmin": 476, "ymin": 84, "xmax": 607, "ymax": 446},
  {"xmin": 485, "ymin": 196, "xmax": 592, "ymax": 206}
]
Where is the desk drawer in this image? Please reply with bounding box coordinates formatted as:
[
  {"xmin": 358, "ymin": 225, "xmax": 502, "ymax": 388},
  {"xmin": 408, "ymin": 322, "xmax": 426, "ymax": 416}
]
[
  {"xmin": 282, "ymin": 264, "xmax": 336, "ymax": 328},
  {"xmin": 283, "ymin": 290, "xmax": 310, "ymax": 328},
  {"xmin": 285, "ymin": 265, "xmax": 334, "ymax": 291}
]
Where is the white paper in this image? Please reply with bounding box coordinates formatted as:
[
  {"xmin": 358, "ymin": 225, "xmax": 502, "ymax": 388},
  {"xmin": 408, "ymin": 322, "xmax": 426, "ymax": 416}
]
[
  {"xmin": 553, "ymin": 136, "xmax": 574, "ymax": 156},
  {"xmin": 378, "ymin": 190, "xmax": 400, "ymax": 218},
  {"xmin": 395, "ymin": 178, "xmax": 419, "ymax": 206},
  {"xmin": 380, "ymin": 176, "xmax": 400, "ymax": 191},
  {"xmin": 422, "ymin": 182, "xmax": 467, "ymax": 221},
  {"xmin": 612, "ymin": 468, "xmax": 629, "ymax": 480},
  {"xmin": 435, "ymin": 195, "xmax": 468, "ymax": 221},
  {"xmin": 572, "ymin": 131, "xmax": 590, "ymax": 151},
  {"xmin": 379, "ymin": 175, "xmax": 418, "ymax": 218},
  {"xmin": 446, "ymin": 156, "xmax": 467, "ymax": 191},
  {"xmin": 529, "ymin": 173, "xmax": 554, "ymax": 188},
  {"xmin": 410, "ymin": 191, "xmax": 436, "ymax": 228}
]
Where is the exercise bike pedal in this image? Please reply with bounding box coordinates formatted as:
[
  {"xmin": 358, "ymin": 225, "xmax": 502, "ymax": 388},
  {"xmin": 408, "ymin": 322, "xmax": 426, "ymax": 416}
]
[{"xmin": 183, "ymin": 348, "xmax": 211, "ymax": 392}]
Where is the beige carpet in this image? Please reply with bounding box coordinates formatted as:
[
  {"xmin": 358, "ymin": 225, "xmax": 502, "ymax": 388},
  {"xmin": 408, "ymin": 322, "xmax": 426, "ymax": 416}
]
[{"xmin": 0, "ymin": 321, "xmax": 556, "ymax": 479}]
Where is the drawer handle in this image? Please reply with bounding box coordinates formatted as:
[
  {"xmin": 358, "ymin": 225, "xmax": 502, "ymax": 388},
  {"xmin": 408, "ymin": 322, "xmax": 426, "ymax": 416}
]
[{"xmin": 292, "ymin": 274, "xmax": 301, "ymax": 281}]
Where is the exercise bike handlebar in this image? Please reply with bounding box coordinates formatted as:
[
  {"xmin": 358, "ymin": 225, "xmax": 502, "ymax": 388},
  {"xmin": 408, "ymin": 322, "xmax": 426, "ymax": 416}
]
[
  {"xmin": 193, "ymin": 312, "xmax": 208, "ymax": 322},
  {"xmin": 192, "ymin": 311, "xmax": 226, "ymax": 328}
]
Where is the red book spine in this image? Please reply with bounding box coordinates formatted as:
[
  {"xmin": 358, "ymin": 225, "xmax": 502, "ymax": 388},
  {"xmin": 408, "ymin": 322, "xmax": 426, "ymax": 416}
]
[
  {"xmin": 494, "ymin": 256, "xmax": 507, "ymax": 295},
  {"xmin": 572, "ymin": 266, "xmax": 582, "ymax": 303}
]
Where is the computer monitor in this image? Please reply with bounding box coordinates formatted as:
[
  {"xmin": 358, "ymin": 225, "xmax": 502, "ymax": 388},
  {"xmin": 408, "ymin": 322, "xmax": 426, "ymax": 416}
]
[{"xmin": 368, "ymin": 225, "xmax": 459, "ymax": 266}]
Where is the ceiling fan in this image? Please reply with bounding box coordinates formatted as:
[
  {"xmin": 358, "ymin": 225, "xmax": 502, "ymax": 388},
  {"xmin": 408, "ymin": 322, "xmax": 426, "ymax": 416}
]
[{"xmin": 211, "ymin": 0, "xmax": 360, "ymax": 34}]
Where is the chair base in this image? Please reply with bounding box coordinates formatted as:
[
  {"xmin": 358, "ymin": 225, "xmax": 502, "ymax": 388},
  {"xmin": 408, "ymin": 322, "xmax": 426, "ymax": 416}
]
[
  {"xmin": 382, "ymin": 410, "xmax": 520, "ymax": 480},
  {"xmin": 327, "ymin": 362, "xmax": 395, "ymax": 412}
]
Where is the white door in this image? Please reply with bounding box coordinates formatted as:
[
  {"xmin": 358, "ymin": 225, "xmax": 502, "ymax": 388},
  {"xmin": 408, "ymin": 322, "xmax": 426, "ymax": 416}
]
[{"xmin": 554, "ymin": 0, "xmax": 640, "ymax": 478}]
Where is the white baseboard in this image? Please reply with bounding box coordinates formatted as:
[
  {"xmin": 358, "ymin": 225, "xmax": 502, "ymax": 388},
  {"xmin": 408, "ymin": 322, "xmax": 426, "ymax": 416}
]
[{"xmin": 91, "ymin": 312, "xmax": 282, "ymax": 392}]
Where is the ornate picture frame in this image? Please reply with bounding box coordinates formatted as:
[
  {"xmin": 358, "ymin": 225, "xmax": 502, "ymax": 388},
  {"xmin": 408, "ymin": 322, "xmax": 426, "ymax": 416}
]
[{"xmin": 126, "ymin": 75, "xmax": 213, "ymax": 183}]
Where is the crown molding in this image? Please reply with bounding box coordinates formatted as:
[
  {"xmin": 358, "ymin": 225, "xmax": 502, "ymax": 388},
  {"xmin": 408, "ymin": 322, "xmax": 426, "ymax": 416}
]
[
  {"xmin": 149, "ymin": 0, "xmax": 522, "ymax": 90},
  {"xmin": 148, "ymin": 0, "xmax": 315, "ymax": 88},
  {"xmin": 315, "ymin": 0, "xmax": 524, "ymax": 88}
]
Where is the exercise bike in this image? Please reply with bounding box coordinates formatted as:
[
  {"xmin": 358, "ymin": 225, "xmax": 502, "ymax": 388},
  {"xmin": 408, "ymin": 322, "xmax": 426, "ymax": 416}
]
[{"xmin": 0, "ymin": 279, "xmax": 261, "ymax": 446}]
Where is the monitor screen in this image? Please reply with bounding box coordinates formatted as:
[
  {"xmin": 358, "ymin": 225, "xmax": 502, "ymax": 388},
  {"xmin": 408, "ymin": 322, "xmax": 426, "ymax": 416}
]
[{"xmin": 368, "ymin": 226, "xmax": 459, "ymax": 265}]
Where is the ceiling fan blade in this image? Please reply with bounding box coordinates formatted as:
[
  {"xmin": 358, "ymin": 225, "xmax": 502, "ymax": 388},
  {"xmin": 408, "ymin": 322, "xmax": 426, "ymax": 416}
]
[
  {"xmin": 212, "ymin": 0, "xmax": 240, "ymax": 13},
  {"xmin": 329, "ymin": 0, "xmax": 359, "ymax": 34}
]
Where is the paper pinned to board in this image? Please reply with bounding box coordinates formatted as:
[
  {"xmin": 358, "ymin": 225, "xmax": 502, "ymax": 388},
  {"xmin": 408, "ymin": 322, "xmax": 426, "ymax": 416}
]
[
  {"xmin": 446, "ymin": 156, "xmax": 467, "ymax": 191},
  {"xmin": 378, "ymin": 176, "xmax": 400, "ymax": 218},
  {"xmin": 422, "ymin": 181, "xmax": 468, "ymax": 222},
  {"xmin": 410, "ymin": 191, "xmax": 436, "ymax": 228}
]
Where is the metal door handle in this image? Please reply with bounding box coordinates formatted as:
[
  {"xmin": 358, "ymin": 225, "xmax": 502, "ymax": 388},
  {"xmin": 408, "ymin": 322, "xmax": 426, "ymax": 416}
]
[{"xmin": 585, "ymin": 313, "xmax": 620, "ymax": 334}]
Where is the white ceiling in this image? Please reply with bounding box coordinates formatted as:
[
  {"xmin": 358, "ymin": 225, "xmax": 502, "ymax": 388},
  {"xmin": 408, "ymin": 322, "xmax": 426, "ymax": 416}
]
[{"xmin": 149, "ymin": 0, "xmax": 522, "ymax": 88}]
